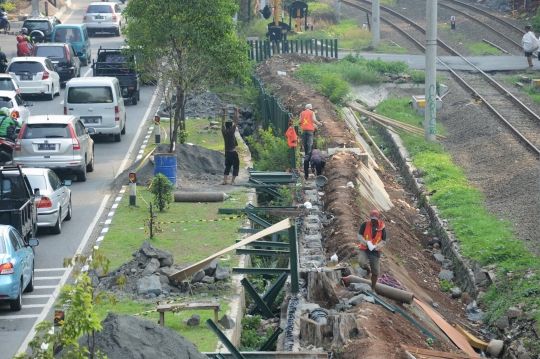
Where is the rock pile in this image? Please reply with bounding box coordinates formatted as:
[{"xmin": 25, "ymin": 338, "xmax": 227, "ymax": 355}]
[{"xmin": 96, "ymin": 241, "xmax": 231, "ymax": 298}]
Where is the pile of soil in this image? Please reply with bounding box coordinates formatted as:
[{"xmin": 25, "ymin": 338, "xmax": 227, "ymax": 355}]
[{"xmin": 77, "ymin": 313, "xmax": 207, "ymax": 359}]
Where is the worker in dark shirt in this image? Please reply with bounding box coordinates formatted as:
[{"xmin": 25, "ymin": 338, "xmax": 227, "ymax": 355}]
[
  {"xmin": 221, "ymin": 107, "xmax": 239, "ymax": 185},
  {"xmin": 304, "ymin": 147, "xmax": 325, "ymax": 180},
  {"xmin": 357, "ymin": 209, "xmax": 387, "ymax": 293}
]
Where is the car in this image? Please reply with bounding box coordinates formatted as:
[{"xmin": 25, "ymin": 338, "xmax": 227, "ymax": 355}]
[
  {"xmin": 13, "ymin": 115, "xmax": 96, "ymax": 182},
  {"xmin": 6, "ymin": 57, "xmax": 61, "ymax": 100},
  {"xmin": 22, "ymin": 168, "xmax": 72, "ymax": 234},
  {"xmin": 0, "ymin": 225, "xmax": 39, "ymax": 311},
  {"xmin": 0, "ymin": 90, "xmax": 33, "ymax": 124},
  {"xmin": 51, "ymin": 24, "xmax": 92, "ymax": 66},
  {"xmin": 83, "ymin": 2, "xmax": 124, "ymax": 36},
  {"xmin": 31, "ymin": 43, "xmax": 82, "ymax": 83},
  {"xmin": 0, "ymin": 74, "xmax": 20, "ymax": 94},
  {"xmin": 23, "ymin": 16, "xmax": 62, "ymax": 43}
]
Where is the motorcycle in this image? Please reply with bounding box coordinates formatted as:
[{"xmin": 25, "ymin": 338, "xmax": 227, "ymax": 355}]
[
  {"xmin": 0, "ymin": 11, "xmax": 10, "ymax": 33},
  {"xmin": 0, "ymin": 137, "xmax": 15, "ymax": 165}
]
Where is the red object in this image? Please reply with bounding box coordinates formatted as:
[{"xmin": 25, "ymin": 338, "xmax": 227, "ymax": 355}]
[
  {"xmin": 114, "ymin": 106, "xmax": 119, "ymax": 121},
  {"xmin": 369, "ymin": 209, "xmax": 380, "ymax": 220},
  {"xmin": 16, "ymin": 41, "xmax": 32, "ymax": 57},
  {"xmin": 68, "ymin": 124, "xmax": 80, "ymax": 150},
  {"xmin": 37, "ymin": 196, "xmax": 52, "ymax": 208},
  {"xmin": 300, "ymin": 109, "xmax": 314, "ymax": 131},
  {"xmin": 358, "ymin": 219, "xmax": 385, "ymax": 252},
  {"xmin": 42, "ymin": 71, "xmax": 49, "ymax": 80},
  {"xmin": 63, "ymin": 107, "xmax": 67, "ymax": 115},
  {"xmin": 154, "ymin": 115, "xmax": 160, "ymax": 123},
  {"xmin": 10, "ymin": 110, "xmax": 19, "ymax": 119},
  {"xmin": 83, "ymin": 6, "xmax": 89, "ymax": 20},
  {"xmin": 285, "ymin": 126, "xmax": 297, "ymax": 148},
  {"xmin": 14, "ymin": 124, "xmax": 26, "ymax": 151},
  {"xmin": 342, "ymin": 276, "xmax": 350, "ymax": 286},
  {"xmin": 0, "ymin": 262, "xmax": 14, "ymax": 275},
  {"xmin": 65, "ymin": 45, "xmax": 71, "ymax": 61}
]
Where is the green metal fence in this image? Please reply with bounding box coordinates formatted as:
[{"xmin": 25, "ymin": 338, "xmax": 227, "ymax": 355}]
[
  {"xmin": 253, "ymin": 75, "xmax": 293, "ymax": 136},
  {"xmin": 247, "ymin": 39, "xmax": 338, "ymax": 62}
]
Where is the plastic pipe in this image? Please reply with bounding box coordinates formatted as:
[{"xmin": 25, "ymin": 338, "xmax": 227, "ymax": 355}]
[
  {"xmin": 343, "ymin": 275, "xmax": 414, "ymax": 304},
  {"xmin": 173, "ymin": 192, "xmax": 229, "ymax": 202}
]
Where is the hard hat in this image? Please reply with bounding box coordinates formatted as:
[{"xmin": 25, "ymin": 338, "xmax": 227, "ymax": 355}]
[
  {"xmin": 16, "ymin": 35, "xmax": 23, "ymax": 42},
  {"xmin": 0, "ymin": 107, "xmax": 10, "ymax": 116}
]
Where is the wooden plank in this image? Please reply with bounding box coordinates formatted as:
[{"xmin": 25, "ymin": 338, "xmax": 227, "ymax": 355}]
[
  {"xmin": 157, "ymin": 303, "xmax": 220, "ymax": 312},
  {"xmin": 455, "ymin": 325, "xmax": 488, "ymax": 351},
  {"xmin": 402, "ymin": 345, "xmax": 480, "ymax": 359},
  {"xmin": 413, "ymin": 299, "xmax": 479, "ymax": 357}
]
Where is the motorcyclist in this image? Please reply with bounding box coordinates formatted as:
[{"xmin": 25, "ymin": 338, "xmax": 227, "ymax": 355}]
[
  {"xmin": 0, "ymin": 46, "xmax": 7, "ymax": 73},
  {"xmin": 21, "ymin": 28, "xmax": 34, "ymax": 45},
  {"xmin": 16, "ymin": 35, "xmax": 32, "ymax": 57},
  {"xmin": 0, "ymin": 107, "xmax": 21, "ymax": 141}
]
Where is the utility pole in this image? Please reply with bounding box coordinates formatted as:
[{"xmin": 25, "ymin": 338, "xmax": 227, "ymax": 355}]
[
  {"xmin": 372, "ymin": 0, "xmax": 380, "ymax": 47},
  {"xmin": 334, "ymin": 0, "xmax": 340, "ymax": 24},
  {"xmin": 424, "ymin": 0, "xmax": 437, "ymax": 141},
  {"xmin": 30, "ymin": 0, "xmax": 40, "ymax": 18},
  {"xmin": 274, "ymin": 0, "xmax": 280, "ymax": 53}
]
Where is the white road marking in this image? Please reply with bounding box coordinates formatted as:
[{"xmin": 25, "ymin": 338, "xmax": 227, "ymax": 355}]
[
  {"xmin": 34, "ymin": 277, "xmax": 62, "ymax": 280},
  {"xmin": 22, "ymin": 295, "xmax": 51, "ymax": 299},
  {"xmin": 83, "ymin": 68, "xmax": 93, "ymax": 77},
  {"xmin": 115, "ymin": 196, "xmax": 122, "ymax": 201},
  {"xmin": 35, "ymin": 268, "xmax": 65, "ymax": 272},
  {"xmin": 0, "ymin": 314, "xmax": 40, "ymax": 320},
  {"xmin": 60, "ymin": 100, "xmax": 64, "ymax": 105},
  {"xmin": 34, "ymin": 286, "xmax": 59, "ymax": 289},
  {"xmin": 17, "ymin": 194, "xmax": 111, "ymax": 355},
  {"xmin": 19, "ymin": 304, "xmax": 47, "ymax": 308},
  {"xmin": 115, "ymin": 87, "xmax": 160, "ymax": 178},
  {"xmin": 112, "ymin": 203, "xmax": 118, "ymax": 209}
]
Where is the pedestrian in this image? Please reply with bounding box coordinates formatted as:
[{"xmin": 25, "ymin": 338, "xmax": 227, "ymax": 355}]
[
  {"xmin": 357, "ymin": 209, "xmax": 387, "ymax": 293},
  {"xmin": 299, "ymin": 104, "xmax": 321, "ymax": 154},
  {"xmin": 303, "ymin": 147, "xmax": 325, "ymax": 180},
  {"xmin": 522, "ymin": 25, "xmax": 538, "ymax": 69},
  {"xmin": 221, "ymin": 107, "xmax": 239, "ymax": 185}
]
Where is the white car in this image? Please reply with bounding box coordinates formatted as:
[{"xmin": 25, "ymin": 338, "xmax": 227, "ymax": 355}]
[
  {"xmin": 0, "ymin": 74, "xmax": 20, "ymax": 94},
  {"xmin": 0, "ymin": 90, "xmax": 33, "ymax": 124},
  {"xmin": 6, "ymin": 57, "xmax": 61, "ymax": 100},
  {"xmin": 83, "ymin": 2, "xmax": 125, "ymax": 36},
  {"xmin": 22, "ymin": 168, "xmax": 72, "ymax": 234}
]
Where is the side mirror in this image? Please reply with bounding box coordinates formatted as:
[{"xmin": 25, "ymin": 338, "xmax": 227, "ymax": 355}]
[
  {"xmin": 76, "ymin": 52, "xmax": 83, "ymax": 57},
  {"xmin": 28, "ymin": 238, "xmax": 39, "ymax": 247},
  {"xmin": 25, "ymin": 101, "xmax": 34, "ymax": 107},
  {"xmin": 34, "ymin": 188, "xmax": 40, "ymax": 196},
  {"xmin": 86, "ymin": 127, "xmax": 96, "ymax": 134},
  {"xmin": 62, "ymin": 180, "xmax": 72, "ymax": 186}
]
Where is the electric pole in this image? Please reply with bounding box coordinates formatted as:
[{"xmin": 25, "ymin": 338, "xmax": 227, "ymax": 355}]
[
  {"xmin": 424, "ymin": 0, "xmax": 437, "ymax": 141},
  {"xmin": 372, "ymin": 0, "xmax": 380, "ymax": 47}
]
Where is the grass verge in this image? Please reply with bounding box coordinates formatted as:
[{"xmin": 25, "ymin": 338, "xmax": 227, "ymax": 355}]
[{"xmin": 501, "ymin": 76, "xmax": 540, "ymax": 103}]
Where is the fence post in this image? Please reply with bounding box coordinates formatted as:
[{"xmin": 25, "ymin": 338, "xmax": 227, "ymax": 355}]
[
  {"xmin": 295, "ymin": 40, "xmax": 298, "ymax": 53},
  {"xmin": 334, "ymin": 39, "xmax": 338, "ymax": 58},
  {"xmin": 300, "ymin": 40, "xmax": 303, "ymax": 54},
  {"xmin": 289, "ymin": 225, "xmax": 299, "ymax": 293},
  {"xmin": 330, "ymin": 39, "xmax": 333, "ymax": 58},
  {"xmin": 325, "ymin": 39, "xmax": 329, "ymax": 57},
  {"xmin": 315, "ymin": 40, "xmax": 318, "ymax": 56},
  {"xmin": 310, "ymin": 40, "xmax": 313, "ymax": 54}
]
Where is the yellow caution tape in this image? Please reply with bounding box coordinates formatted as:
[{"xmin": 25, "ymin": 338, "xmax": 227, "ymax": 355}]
[{"xmin": 150, "ymin": 215, "xmax": 245, "ymax": 225}]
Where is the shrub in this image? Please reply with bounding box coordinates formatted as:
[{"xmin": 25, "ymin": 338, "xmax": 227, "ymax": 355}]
[
  {"xmin": 366, "ymin": 58, "xmax": 408, "ymax": 74},
  {"xmin": 532, "ymin": 8, "xmax": 540, "ymax": 34},
  {"xmin": 318, "ymin": 74, "xmax": 351, "ymax": 105},
  {"xmin": 150, "ymin": 173, "xmax": 174, "ymax": 212},
  {"xmin": 247, "ymin": 128, "xmax": 292, "ymax": 171}
]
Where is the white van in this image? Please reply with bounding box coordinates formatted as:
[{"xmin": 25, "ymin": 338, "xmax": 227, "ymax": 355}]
[{"xmin": 64, "ymin": 77, "xmax": 126, "ymax": 142}]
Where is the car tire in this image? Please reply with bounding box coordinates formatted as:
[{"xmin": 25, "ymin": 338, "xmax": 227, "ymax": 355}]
[
  {"xmin": 115, "ymin": 27, "xmax": 120, "ymax": 37},
  {"xmin": 65, "ymin": 198, "xmax": 72, "ymax": 221},
  {"xmin": 132, "ymin": 95, "xmax": 137, "ymax": 105},
  {"xmin": 47, "ymin": 85, "xmax": 54, "ymax": 101},
  {"xmin": 51, "ymin": 209, "xmax": 62, "ymax": 234},
  {"xmin": 86, "ymin": 151, "xmax": 94, "ymax": 172},
  {"xmin": 121, "ymin": 123, "xmax": 126, "ymax": 135},
  {"xmin": 114, "ymin": 132, "xmax": 121, "ymax": 142},
  {"xmin": 76, "ymin": 163, "xmax": 87, "ymax": 182},
  {"xmin": 55, "ymin": 86, "xmax": 60, "ymax": 96},
  {"xmin": 24, "ymin": 265, "xmax": 35, "ymax": 293},
  {"xmin": 10, "ymin": 280, "xmax": 22, "ymax": 311}
]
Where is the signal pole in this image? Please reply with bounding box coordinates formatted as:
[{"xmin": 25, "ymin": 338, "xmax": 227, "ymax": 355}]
[
  {"xmin": 425, "ymin": 0, "xmax": 437, "ymax": 141},
  {"xmin": 372, "ymin": 0, "xmax": 380, "ymax": 47}
]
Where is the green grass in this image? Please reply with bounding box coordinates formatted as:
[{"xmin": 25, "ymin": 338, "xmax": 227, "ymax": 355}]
[
  {"xmin": 464, "ymin": 42, "xmax": 503, "ymax": 56},
  {"xmin": 376, "ymin": 98, "xmax": 540, "ymax": 335},
  {"xmin": 94, "ymin": 296, "xmax": 230, "ymax": 352},
  {"xmin": 501, "ymin": 76, "xmax": 540, "ymax": 103},
  {"xmin": 99, "ymin": 187, "xmax": 248, "ymax": 270}
]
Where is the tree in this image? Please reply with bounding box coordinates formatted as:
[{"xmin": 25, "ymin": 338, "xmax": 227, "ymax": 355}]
[{"xmin": 123, "ymin": 0, "xmax": 251, "ymax": 152}]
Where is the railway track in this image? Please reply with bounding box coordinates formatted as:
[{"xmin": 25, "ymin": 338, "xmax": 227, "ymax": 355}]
[{"xmin": 341, "ymin": 0, "xmax": 540, "ymax": 155}]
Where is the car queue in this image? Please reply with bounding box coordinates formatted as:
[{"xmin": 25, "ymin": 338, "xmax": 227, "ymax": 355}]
[{"xmin": 0, "ymin": 2, "xmax": 129, "ymax": 312}]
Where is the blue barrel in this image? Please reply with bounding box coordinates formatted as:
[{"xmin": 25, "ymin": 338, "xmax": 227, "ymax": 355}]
[{"xmin": 154, "ymin": 153, "xmax": 177, "ymax": 187}]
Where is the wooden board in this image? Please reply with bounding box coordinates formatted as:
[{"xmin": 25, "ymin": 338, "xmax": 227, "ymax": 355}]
[
  {"xmin": 413, "ymin": 299, "xmax": 478, "ymax": 357},
  {"xmin": 402, "ymin": 345, "xmax": 480, "ymax": 359},
  {"xmin": 455, "ymin": 325, "xmax": 488, "ymax": 351}
]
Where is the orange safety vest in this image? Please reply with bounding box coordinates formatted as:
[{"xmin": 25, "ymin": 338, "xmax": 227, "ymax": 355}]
[
  {"xmin": 300, "ymin": 110, "xmax": 314, "ymax": 132},
  {"xmin": 359, "ymin": 220, "xmax": 385, "ymax": 252},
  {"xmin": 286, "ymin": 126, "xmax": 298, "ymax": 148}
]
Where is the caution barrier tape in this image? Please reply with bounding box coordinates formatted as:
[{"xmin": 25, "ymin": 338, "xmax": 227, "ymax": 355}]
[
  {"xmin": 149, "ymin": 215, "xmax": 245, "ymax": 225},
  {"xmin": 133, "ymin": 298, "xmax": 188, "ymax": 316}
]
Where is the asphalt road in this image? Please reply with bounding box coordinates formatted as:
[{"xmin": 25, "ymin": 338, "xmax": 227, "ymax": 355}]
[{"xmin": 0, "ymin": 1, "xmax": 159, "ymax": 357}]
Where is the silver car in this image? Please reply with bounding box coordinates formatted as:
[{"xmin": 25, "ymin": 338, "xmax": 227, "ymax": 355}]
[
  {"xmin": 12, "ymin": 115, "xmax": 95, "ymax": 182},
  {"xmin": 83, "ymin": 2, "xmax": 124, "ymax": 36},
  {"xmin": 22, "ymin": 168, "xmax": 72, "ymax": 234}
]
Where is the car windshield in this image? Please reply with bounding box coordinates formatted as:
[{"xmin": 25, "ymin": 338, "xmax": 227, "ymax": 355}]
[
  {"xmin": 25, "ymin": 174, "xmax": 48, "ymax": 192},
  {"xmin": 68, "ymin": 87, "xmax": 113, "ymax": 104},
  {"xmin": 23, "ymin": 124, "xmax": 70, "ymax": 139},
  {"xmin": 0, "ymin": 97, "xmax": 14, "ymax": 108},
  {"xmin": 24, "ymin": 21, "xmax": 51, "ymax": 32},
  {"xmin": 7, "ymin": 62, "xmax": 44, "ymax": 74},
  {"xmin": 87, "ymin": 5, "xmax": 112, "ymax": 13},
  {"xmin": 34, "ymin": 46, "xmax": 64, "ymax": 59},
  {"xmin": 0, "ymin": 78, "xmax": 15, "ymax": 91},
  {"xmin": 54, "ymin": 28, "xmax": 82, "ymax": 42}
]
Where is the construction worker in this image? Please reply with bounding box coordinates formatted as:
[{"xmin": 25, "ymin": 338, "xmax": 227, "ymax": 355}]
[
  {"xmin": 303, "ymin": 147, "xmax": 325, "ymax": 180},
  {"xmin": 285, "ymin": 119, "xmax": 298, "ymax": 149},
  {"xmin": 357, "ymin": 209, "xmax": 387, "ymax": 293},
  {"xmin": 299, "ymin": 104, "xmax": 321, "ymax": 154},
  {"xmin": 221, "ymin": 107, "xmax": 239, "ymax": 185}
]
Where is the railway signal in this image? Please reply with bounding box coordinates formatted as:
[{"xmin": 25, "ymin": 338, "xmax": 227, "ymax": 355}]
[{"xmin": 451, "ymin": 16, "xmax": 456, "ymax": 30}]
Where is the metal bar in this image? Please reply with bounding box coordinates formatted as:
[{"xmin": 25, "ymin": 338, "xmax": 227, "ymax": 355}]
[
  {"xmin": 315, "ymin": 40, "xmax": 318, "ymax": 56},
  {"xmin": 300, "ymin": 39, "xmax": 304, "ymax": 53},
  {"xmin": 235, "ymin": 239, "xmax": 289, "ymax": 247},
  {"xmin": 241, "ymin": 278, "xmax": 276, "ymax": 319},
  {"xmin": 205, "ymin": 319, "xmax": 246, "ymax": 359},
  {"xmin": 236, "ymin": 248, "xmax": 290, "ymax": 256},
  {"xmin": 289, "ymin": 225, "xmax": 299, "ymax": 293},
  {"xmin": 232, "ymin": 268, "xmax": 290, "ymax": 275},
  {"xmin": 249, "ymin": 272, "xmax": 288, "ymax": 315},
  {"xmin": 247, "ymin": 213, "xmax": 273, "ymax": 228},
  {"xmin": 334, "ymin": 39, "xmax": 338, "ymax": 58},
  {"xmin": 259, "ymin": 328, "xmax": 284, "ymax": 351},
  {"xmin": 325, "ymin": 39, "xmax": 328, "ymax": 57},
  {"xmin": 237, "ymin": 229, "xmax": 289, "ymax": 235},
  {"xmin": 362, "ymin": 291, "xmax": 396, "ymax": 313},
  {"xmin": 394, "ymin": 305, "xmax": 438, "ymax": 341}
]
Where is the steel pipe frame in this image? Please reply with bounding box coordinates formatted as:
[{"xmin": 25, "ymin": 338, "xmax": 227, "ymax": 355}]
[
  {"xmin": 237, "ymin": 229, "xmax": 289, "ymax": 235},
  {"xmin": 241, "ymin": 278, "xmax": 276, "ymax": 319},
  {"xmin": 232, "ymin": 268, "xmax": 290, "ymax": 275},
  {"xmin": 260, "ymin": 328, "xmax": 284, "ymax": 351},
  {"xmin": 249, "ymin": 272, "xmax": 288, "ymax": 316},
  {"xmin": 236, "ymin": 248, "xmax": 290, "ymax": 256},
  {"xmin": 205, "ymin": 319, "xmax": 246, "ymax": 359},
  {"xmin": 289, "ymin": 226, "xmax": 299, "ymax": 293},
  {"xmin": 235, "ymin": 239, "xmax": 290, "ymax": 248}
]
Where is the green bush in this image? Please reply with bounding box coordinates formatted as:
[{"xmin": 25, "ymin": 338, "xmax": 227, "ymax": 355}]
[
  {"xmin": 247, "ymin": 128, "xmax": 292, "ymax": 172},
  {"xmin": 532, "ymin": 8, "xmax": 540, "ymax": 33},
  {"xmin": 149, "ymin": 173, "xmax": 174, "ymax": 212},
  {"xmin": 240, "ymin": 315, "xmax": 265, "ymax": 351},
  {"xmin": 440, "ymin": 279, "xmax": 452, "ymax": 292},
  {"xmin": 318, "ymin": 74, "xmax": 351, "ymax": 105},
  {"xmin": 366, "ymin": 58, "xmax": 408, "ymax": 74}
]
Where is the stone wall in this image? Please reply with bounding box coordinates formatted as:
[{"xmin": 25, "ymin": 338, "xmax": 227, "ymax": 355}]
[{"xmin": 380, "ymin": 129, "xmax": 479, "ymax": 299}]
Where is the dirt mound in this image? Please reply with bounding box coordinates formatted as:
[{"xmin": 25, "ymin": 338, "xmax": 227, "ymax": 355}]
[{"xmin": 80, "ymin": 313, "xmax": 208, "ymax": 359}]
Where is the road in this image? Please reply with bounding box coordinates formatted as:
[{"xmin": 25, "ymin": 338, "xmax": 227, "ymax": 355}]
[{"xmin": 0, "ymin": 1, "xmax": 159, "ymax": 358}]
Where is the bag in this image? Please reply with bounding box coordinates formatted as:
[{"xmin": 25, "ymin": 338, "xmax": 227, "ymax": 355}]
[
  {"xmin": 524, "ymin": 33, "xmax": 539, "ymax": 52},
  {"xmin": 6, "ymin": 125, "xmax": 16, "ymax": 140}
]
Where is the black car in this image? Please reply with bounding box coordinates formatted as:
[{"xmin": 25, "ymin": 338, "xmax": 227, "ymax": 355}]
[
  {"xmin": 30, "ymin": 43, "xmax": 81, "ymax": 82},
  {"xmin": 22, "ymin": 16, "xmax": 61, "ymax": 43}
]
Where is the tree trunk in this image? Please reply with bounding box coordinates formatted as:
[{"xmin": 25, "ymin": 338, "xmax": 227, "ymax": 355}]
[{"xmin": 171, "ymin": 88, "xmax": 186, "ymax": 152}]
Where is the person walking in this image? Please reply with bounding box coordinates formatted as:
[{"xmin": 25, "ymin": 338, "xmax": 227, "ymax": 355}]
[
  {"xmin": 222, "ymin": 107, "xmax": 240, "ymax": 185},
  {"xmin": 522, "ymin": 25, "xmax": 538, "ymax": 69},
  {"xmin": 299, "ymin": 104, "xmax": 321, "ymax": 154},
  {"xmin": 357, "ymin": 209, "xmax": 387, "ymax": 293},
  {"xmin": 303, "ymin": 147, "xmax": 325, "ymax": 180},
  {"xmin": 285, "ymin": 119, "xmax": 298, "ymax": 168}
]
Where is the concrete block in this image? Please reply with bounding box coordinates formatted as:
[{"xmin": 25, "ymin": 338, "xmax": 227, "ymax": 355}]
[
  {"xmin": 412, "ymin": 95, "xmax": 443, "ymax": 116},
  {"xmin": 515, "ymin": 82, "xmax": 525, "ymax": 88},
  {"xmin": 438, "ymin": 84, "xmax": 448, "ymax": 97}
]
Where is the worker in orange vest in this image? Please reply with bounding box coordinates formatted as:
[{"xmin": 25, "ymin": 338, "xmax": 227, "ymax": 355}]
[
  {"xmin": 299, "ymin": 104, "xmax": 321, "ymax": 154},
  {"xmin": 357, "ymin": 209, "xmax": 387, "ymax": 293},
  {"xmin": 285, "ymin": 119, "xmax": 298, "ymax": 148}
]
